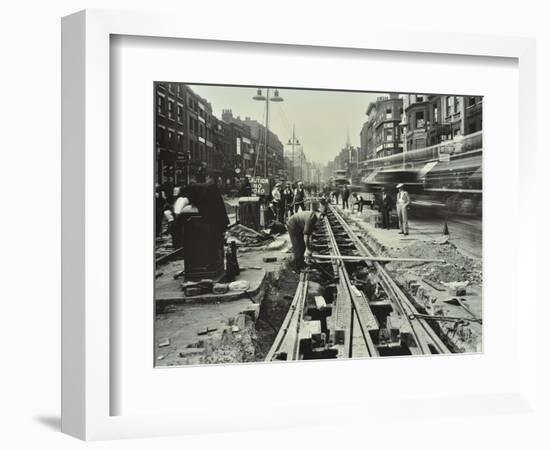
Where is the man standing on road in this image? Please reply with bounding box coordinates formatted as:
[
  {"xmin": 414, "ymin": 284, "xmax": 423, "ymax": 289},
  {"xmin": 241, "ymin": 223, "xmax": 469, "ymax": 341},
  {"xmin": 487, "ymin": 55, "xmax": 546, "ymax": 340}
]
[
  {"xmin": 380, "ymin": 188, "xmax": 392, "ymax": 229},
  {"xmin": 271, "ymin": 182, "xmax": 284, "ymax": 223},
  {"xmin": 342, "ymin": 185, "xmax": 350, "ymax": 209},
  {"xmin": 396, "ymin": 183, "xmax": 410, "ymax": 235},
  {"xmin": 352, "ymin": 192, "xmax": 364, "ymax": 213},
  {"xmin": 286, "ymin": 198, "xmax": 327, "ymax": 272},
  {"xmin": 282, "ymin": 182, "xmax": 294, "ymax": 220},
  {"xmin": 293, "ymin": 181, "xmax": 307, "ymax": 213}
]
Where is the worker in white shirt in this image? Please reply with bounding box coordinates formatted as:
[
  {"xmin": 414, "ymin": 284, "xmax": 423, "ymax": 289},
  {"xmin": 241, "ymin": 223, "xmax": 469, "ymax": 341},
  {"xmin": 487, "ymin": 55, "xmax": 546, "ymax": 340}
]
[
  {"xmin": 172, "ymin": 186, "xmax": 190, "ymax": 215},
  {"xmin": 396, "ymin": 183, "xmax": 410, "ymax": 235},
  {"xmin": 172, "ymin": 186, "xmax": 190, "ymax": 248},
  {"xmin": 271, "ymin": 182, "xmax": 283, "ymax": 223}
]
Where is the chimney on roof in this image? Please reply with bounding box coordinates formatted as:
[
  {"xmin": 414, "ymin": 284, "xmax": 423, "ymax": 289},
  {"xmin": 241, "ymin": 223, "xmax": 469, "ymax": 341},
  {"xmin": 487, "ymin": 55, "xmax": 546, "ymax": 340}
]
[{"xmin": 221, "ymin": 109, "xmax": 233, "ymax": 122}]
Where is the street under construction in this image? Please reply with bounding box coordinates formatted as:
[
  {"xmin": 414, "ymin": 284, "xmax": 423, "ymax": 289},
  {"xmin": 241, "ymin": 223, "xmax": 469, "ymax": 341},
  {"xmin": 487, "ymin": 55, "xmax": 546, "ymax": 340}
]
[{"xmin": 155, "ymin": 199, "xmax": 482, "ymax": 366}]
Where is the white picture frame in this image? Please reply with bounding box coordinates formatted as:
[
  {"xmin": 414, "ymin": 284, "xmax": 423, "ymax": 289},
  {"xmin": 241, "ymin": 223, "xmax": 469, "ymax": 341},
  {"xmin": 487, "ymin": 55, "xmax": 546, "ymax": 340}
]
[{"xmin": 61, "ymin": 9, "xmax": 538, "ymax": 441}]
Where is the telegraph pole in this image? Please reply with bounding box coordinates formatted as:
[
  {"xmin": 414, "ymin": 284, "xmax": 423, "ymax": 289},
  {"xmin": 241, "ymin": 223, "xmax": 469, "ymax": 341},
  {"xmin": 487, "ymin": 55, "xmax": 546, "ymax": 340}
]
[
  {"xmin": 253, "ymin": 88, "xmax": 283, "ymax": 181},
  {"xmin": 264, "ymin": 88, "xmax": 269, "ymax": 178}
]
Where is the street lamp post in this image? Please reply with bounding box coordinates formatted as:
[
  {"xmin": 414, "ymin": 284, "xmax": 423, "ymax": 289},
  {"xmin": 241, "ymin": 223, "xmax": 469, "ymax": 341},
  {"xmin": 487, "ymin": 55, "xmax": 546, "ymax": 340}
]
[
  {"xmin": 253, "ymin": 88, "xmax": 283, "ymax": 179},
  {"xmin": 286, "ymin": 125, "xmax": 300, "ymax": 182}
]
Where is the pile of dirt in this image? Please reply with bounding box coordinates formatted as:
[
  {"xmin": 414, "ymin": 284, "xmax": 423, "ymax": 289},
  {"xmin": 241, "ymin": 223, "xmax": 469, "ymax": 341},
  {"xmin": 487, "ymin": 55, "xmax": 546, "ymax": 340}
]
[
  {"xmin": 202, "ymin": 326, "xmax": 257, "ymax": 365},
  {"xmin": 388, "ymin": 241, "xmax": 482, "ymax": 285}
]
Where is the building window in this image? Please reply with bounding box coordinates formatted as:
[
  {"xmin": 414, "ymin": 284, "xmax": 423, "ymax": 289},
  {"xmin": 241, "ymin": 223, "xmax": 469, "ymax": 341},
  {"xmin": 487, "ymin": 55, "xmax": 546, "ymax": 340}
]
[
  {"xmin": 168, "ymin": 101, "xmax": 175, "ymax": 120},
  {"xmin": 385, "ymin": 128, "xmax": 393, "ymax": 142},
  {"xmin": 157, "ymin": 95, "xmax": 166, "ymax": 116},
  {"xmin": 454, "ymin": 96, "xmax": 460, "ymax": 114},
  {"xmin": 177, "ymin": 105, "xmax": 184, "ymax": 123},
  {"xmin": 156, "ymin": 126, "xmax": 165, "ymax": 147},
  {"xmin": 177, "ymin": 133, "xmax": 184, "ymax": 151},
  {"xmin": 417, "ymin": 95, "xmax": 424, "ymax": 102},
  {"xmin": 415, "ymin": 111, "xmax": 425, "ymax": 129},
  {"xmin": 386, "ymin": 108, "xmax": 392, "ymax": 120},
  {"xmin": 433, "ymin": 105, "xmax": 438, "ymax": 123},
  {"xmin": 167, "ymin": 130, "xmax": 174, "ymax": 148},
  {"xmin": 446, "ymin": 96, "xmax": 453, "ymax": 117},
  {"xmin": 168, "ymin": 83, "xmax": 175, "ymax": 93},
  {"xmin": 468, "ymin": 96, "xmax": 476, "ymax": 107}
]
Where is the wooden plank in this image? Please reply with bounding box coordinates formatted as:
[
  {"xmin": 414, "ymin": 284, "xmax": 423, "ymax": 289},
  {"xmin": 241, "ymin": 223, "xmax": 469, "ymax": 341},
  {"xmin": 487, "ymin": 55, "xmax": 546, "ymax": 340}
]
[
  {"xmin": 351, "ymin": 312, "xmax": 371, "ymax": 358},
  {"xmin": 314, "ymin": 295, "xmax": 327, "ymax": 310}
]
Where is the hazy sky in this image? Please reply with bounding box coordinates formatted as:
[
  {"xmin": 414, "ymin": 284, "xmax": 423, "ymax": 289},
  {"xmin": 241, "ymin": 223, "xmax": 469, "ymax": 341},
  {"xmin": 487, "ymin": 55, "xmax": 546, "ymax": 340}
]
[{"xmin": 188, "ymin": 84, "xmax": 382, "ymax": 165}]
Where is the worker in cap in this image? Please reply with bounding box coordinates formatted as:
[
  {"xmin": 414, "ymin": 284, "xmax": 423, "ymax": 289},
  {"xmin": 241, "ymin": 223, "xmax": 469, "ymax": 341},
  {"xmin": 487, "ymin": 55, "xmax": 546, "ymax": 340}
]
[
  {"xmin": 293, "ymin": 181, "xmax": 307, "ymax": 213},
  {"xmin": 286, "ymin": 198, "xmax": 327, "ymax": 272},
  {"xmin": 282, "ymin": 182, "xmax": 294, "ymax": 220},
  {"xmin": 395, "ymin": 183, "xmax": 410, "ymax": 235},
  {"xmin": 272, "ymin": 182, "xmax": 284, "ymax": 223}
]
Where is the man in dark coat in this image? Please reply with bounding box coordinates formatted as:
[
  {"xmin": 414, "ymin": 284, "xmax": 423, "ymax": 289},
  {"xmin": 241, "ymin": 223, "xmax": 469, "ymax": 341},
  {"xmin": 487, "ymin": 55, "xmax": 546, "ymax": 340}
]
[
  {"xmin": 282, "ymin": 182, "xmax": 294, "ymax": 221},
  {"xmin": 239, "ymin": 176, "xmax": 252, "ymax": 197},
  {"xmin": 342, "ymin": 185, "xmax": 350, "ymax": 209},
  {"xmin": 380, "ymin": 188, "xmax": 393, "ymax": 229},
  {"xmin": 293, "ymin": 181, "xmax": 307, "ymax": 213}
]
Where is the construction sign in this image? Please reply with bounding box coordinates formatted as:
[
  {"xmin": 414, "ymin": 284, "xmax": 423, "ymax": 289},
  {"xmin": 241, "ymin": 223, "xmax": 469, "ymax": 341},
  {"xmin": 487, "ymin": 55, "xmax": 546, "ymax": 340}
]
[{"xmin": 250, "ymin": 176, "xmax": 270, "ymax": 196}]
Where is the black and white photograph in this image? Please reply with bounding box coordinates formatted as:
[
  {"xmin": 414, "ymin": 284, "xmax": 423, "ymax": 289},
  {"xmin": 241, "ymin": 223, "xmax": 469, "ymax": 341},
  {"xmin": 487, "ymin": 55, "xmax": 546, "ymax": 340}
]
[{"xmin": 154, "ymin": 83, "xmax": 483, "ymax": 366}]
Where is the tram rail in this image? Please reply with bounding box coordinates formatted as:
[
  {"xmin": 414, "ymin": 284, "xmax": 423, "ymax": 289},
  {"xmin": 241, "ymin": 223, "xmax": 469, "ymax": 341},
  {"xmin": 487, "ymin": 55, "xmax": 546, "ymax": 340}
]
[{"xmin": 265, "ymin": 204, "xmax": 451, "ymax": 362}]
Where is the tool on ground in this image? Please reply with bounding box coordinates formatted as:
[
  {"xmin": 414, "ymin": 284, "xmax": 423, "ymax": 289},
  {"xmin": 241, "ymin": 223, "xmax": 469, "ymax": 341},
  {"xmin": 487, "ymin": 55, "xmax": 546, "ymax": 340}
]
[
  {"xmin": 408, "ymin": 313, "xmax": 482, "ymax": 324},
  {"xmin": 197, "ymin": 327, "xmax": 218, "ymax": 336}
]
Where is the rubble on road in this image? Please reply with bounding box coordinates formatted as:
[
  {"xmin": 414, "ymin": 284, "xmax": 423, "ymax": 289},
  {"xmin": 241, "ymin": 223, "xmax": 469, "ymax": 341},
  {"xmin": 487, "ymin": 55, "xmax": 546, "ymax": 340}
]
[
  {"xmin": 226, "ymin": 223, "xmax": 273, "ymax": 246},
  {"xmin": 388, "ymin": 240, "xmax": 482, "ymax": 285}
]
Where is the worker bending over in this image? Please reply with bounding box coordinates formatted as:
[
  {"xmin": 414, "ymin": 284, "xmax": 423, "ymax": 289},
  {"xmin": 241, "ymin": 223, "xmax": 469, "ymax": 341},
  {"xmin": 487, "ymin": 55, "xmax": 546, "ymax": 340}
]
[{"xmin": 286, "ymin": 198, "xmax": 327, "ymax": 272}]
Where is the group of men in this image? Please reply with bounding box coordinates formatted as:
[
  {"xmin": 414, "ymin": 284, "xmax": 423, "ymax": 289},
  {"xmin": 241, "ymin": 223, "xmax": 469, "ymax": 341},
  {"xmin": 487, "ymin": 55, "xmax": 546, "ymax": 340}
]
[
  {"xmin": 271, "ymin": 181, "xmax": 308, "ymax": 223},
  {"xmin": 329, "ymin": 185, "xmax": 366, "ymax": 212},
  {"xmin": 286, "ymin": 183, "xmax": 411, "ymax": 272}
]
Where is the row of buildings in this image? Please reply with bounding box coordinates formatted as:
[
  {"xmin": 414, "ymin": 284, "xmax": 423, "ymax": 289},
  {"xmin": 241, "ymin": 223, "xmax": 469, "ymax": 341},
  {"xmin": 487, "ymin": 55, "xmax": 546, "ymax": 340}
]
[
  {"xmin": 359, "ymin": 93, "xmax": 482, "ymax": 161},
  {"xmin": 325, "ymin": 93, "xmax": 483, "ymax": 183},
  {"xmin": 284, "ymin": 146, "xmax": 323, "ymax": 186},
  {"xmin": 155, "ymin": 82, "xmax": 286, "ymax": 190}
]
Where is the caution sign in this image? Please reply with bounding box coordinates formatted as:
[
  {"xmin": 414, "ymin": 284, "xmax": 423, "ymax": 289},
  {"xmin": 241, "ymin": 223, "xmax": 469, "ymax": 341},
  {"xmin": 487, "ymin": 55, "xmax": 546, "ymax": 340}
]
[{"xmin": 250, "ymin": 177, "xmax": 270, "ymax": 196}]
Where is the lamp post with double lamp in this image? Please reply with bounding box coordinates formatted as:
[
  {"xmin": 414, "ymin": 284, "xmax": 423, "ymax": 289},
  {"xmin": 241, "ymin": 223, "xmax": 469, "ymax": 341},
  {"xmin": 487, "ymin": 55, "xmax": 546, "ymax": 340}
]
[
  {"xmin": 286, "ymin": 125, "xmax": 300, "ymax": 182},
  {"xmin": 252, "ymin": 88, "xmax": 283, "ymax": 179}
]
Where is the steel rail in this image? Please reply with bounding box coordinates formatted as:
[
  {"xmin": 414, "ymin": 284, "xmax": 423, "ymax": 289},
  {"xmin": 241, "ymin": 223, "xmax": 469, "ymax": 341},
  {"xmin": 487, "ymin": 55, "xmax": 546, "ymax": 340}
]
[
  {"xmin": 265, "ymin": 272, "xmax": 309, "ymax": 361},
  {"xmin": 322, "ymin": 215, "xmax": 378, "ymax": 358},
  {"xmin": 327, "ymin": 205, "xmax": 450, "ymax": 355}
]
